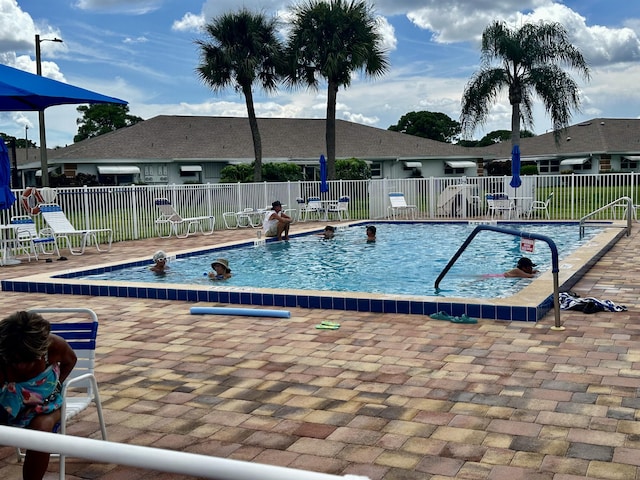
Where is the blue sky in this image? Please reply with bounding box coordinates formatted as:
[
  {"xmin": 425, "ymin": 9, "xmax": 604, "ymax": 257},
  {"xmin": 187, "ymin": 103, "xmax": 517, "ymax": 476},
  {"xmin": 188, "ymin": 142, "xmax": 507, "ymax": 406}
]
[{"xmin": 1, "ymin": 0, "xmax": 639, "ymax": 149}]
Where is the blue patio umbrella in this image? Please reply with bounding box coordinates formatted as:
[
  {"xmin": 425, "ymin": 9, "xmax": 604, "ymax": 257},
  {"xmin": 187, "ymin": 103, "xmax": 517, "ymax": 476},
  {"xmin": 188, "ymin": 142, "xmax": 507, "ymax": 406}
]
[
  {"xmin": 0, "ymin": 64, "xmax": 127, "ymax": 111},
  {"xmin": 319, "ymin": 154, "xmax": 329, "ymax": 193},
  {"xmin": 0, "ymin": 139, "xmax": 16, "ymax": 211},
  {"xmin": 509, "ymin": 144, "xmax": 522, "ymax": 189}
]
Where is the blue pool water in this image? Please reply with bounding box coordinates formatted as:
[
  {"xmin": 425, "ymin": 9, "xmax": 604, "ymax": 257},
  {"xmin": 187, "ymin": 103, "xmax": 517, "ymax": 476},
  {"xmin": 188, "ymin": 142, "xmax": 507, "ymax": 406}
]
[{"xmin": 80, "ymin": 223, "xmax": 601, "ymax": 299}]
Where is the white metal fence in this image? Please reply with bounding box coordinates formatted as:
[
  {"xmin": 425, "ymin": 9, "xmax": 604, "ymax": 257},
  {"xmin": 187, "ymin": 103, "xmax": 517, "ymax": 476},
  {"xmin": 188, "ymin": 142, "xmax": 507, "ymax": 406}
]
[{"xmin": 1, "ymin": 173, "xmax": 638, "ymax": 243}]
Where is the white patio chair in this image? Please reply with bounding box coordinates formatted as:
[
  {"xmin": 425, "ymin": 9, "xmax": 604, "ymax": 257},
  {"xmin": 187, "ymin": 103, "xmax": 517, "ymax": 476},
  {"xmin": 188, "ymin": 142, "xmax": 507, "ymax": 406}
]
[
  {"xmin": 387, "ymin": 192, "xmax": 417, "ymax": 219},
  {"xmin": 18, "ymin": 308, "xmax": 107, "ymax": 480},
  {"xmin": 326, "ymin": 196, "xmax": 350, "ymax": 221},
  {"xmin": 154, "ymin": 198, "xmax": 215, "ymax": 238},
  {"xmin": 39, "ymin": 204, "xmax": 113, "ymax": 255},
  {"xmin": 10, "ymin": 215, "xmax": 60, "ymax": 261},
  {"xmin": 486, "ymin": 194, "xmax": 515, "ymax": 220},
  {"xmin": 528, "ymin": 192, "xmax": 554, "ymax": 219},
  {"xmin": 236, "ymin": 207, "xmax": 262, "ymax": 228},
  {"xmin": 303, "ymin": 196, "xmax": 324, "ymax": 221}
]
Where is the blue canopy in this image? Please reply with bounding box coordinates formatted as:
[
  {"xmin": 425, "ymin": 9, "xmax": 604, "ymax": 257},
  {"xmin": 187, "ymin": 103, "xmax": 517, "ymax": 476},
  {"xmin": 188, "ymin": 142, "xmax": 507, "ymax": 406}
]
[
  {"xmin": 319, "ymin": 154, "xmax": 329, "ymax": 193},
  {"xmin": 0, "ymin": 63, "xmax": 127, "ymax": 111},
  {"xmin": 509, "ymin": 144, "xmax": 522, "ymax": 189},
  {"xmin": 0, "ymin": 139, "xmax": 16, "ymax": 210}
]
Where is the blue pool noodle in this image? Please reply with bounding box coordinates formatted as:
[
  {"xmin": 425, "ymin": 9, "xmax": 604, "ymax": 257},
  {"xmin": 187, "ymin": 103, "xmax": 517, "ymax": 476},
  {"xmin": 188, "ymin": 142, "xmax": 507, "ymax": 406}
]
[{"xmin": 190, "ymin": 306, "xmax": 291, "ymax": 318}]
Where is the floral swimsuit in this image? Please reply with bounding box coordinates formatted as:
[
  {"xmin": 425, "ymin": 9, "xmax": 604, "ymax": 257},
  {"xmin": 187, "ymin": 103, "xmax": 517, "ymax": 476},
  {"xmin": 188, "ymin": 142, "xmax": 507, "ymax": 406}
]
[{"xmin": 0, "ymin": 362, "xmax": 62, "ymax": 427}]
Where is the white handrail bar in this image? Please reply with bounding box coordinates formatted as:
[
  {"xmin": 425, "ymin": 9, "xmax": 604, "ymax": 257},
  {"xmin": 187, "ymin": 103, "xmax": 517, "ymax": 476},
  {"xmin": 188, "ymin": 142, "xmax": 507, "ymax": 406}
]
[{"xmin": 0, "ymin": 426, "xmax": 369, "ymax": 480}]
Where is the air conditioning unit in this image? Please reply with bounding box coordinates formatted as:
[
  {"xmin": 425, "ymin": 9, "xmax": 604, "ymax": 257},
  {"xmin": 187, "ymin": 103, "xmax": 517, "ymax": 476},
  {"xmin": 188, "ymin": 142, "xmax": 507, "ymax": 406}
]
[
  {"xmin": 144, "ymin": 176, "xmax": 154, "ymax": 182},
  {"xmin": 159, "ymin": 176, "xmax": 168, "ymax": 182}
]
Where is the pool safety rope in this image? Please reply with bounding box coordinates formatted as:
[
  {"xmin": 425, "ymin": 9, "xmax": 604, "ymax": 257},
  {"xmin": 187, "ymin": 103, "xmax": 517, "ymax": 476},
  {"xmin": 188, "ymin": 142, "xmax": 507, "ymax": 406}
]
[{"xmin": 190, "ymin": 306, "xmax": 291, "ymax": 318}]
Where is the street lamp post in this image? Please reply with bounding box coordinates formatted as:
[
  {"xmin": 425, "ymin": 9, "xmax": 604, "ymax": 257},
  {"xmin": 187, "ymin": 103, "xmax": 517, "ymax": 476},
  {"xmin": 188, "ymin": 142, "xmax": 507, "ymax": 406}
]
[{"xmin": 35, "ymin": 33, "xmax": 63, "ymax": 187}]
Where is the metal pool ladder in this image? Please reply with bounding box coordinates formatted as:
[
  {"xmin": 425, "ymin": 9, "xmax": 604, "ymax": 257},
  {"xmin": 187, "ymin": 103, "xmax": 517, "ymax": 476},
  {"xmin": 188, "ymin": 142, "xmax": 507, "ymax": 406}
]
[{"xmin": 434, "ymin": 225, "xmax": 562, "ymax": 330}]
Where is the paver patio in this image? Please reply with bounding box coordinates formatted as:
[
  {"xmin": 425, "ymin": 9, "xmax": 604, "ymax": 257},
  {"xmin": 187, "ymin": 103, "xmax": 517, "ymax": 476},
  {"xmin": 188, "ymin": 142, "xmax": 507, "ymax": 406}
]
[{"xmin": 0, "ymin": 222, "xmax": 639, "ymax": 480}]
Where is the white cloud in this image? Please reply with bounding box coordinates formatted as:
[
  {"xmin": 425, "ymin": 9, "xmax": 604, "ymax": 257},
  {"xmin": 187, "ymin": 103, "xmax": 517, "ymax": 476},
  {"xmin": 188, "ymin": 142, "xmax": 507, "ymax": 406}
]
[
  {"xmin": 73, "ymin": 0, "xmax": 162, "ymax": 15},
  {"xmin": 123, "ymin": 36, "xmax": 148, "ymax": 44},
  {"xmin": 172, "ymin": 12, "xmax": 205, "ymax": 32}
]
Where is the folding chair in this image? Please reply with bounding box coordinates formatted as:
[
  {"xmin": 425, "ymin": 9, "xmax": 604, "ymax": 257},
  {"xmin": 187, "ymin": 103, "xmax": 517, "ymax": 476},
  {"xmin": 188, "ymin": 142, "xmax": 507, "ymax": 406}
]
[
  {"xmin": 10, "ymin": 215, "xmax": 60, "ymax": 261},
  {"xmin": 18, "ymin": 308, "xmax": 107, "ymax": 480},
  {"xmin": 39, "ymin": 204, "xmax": 112, "ymax": 255},
  {"xmin": 154, "ymin": 198, "xmax": 215, "ymax": 238}
]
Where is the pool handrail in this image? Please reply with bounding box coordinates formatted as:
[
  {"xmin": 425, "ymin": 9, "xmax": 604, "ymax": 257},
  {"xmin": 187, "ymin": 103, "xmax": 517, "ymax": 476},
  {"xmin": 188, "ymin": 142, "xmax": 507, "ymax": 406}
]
[
  {"xmin": 0, "ymin": 426, "xmax": 370, "ymax": 480},
  {"xmin": 434, "ymin": 224, "xmax": 562, "ymax": 329},
  {"xmin": 579, "ymin": 196, "xmax": 633, "ymax": 238}
]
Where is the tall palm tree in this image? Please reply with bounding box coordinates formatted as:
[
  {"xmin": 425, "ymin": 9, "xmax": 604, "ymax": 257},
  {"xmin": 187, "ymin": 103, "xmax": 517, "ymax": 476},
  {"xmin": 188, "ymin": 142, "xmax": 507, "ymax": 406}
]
[
  {"xmin": 286, "ymin": 0, "xmax": 389, "ymax": 180},
  {"xmin": 460, "ymin": 21, "xmax": 590, "ymax": 147},
  {"xmin": 196, "ymin": 9, "xmax": 284, "ymax": 182}
]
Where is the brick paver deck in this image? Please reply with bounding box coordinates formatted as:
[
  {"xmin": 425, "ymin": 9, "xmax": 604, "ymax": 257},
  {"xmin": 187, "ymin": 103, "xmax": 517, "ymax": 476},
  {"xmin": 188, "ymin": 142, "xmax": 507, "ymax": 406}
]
[{"xmin": 1, "ymin": 222, "xmax": 639, "ymax": 479}]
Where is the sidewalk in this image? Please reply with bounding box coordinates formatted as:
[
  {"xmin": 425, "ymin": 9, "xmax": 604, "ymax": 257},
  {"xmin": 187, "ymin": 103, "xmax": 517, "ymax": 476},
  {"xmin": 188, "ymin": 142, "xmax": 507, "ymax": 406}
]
[{"xmin": 0, "ymin": 224, "xmax": 639, "ymax": 479}]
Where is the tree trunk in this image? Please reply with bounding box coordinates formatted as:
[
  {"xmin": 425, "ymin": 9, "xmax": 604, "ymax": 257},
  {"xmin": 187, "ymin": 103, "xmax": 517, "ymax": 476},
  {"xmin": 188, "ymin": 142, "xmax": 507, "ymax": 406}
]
[
  {"xmin": 511, "ymin": 102, "xmax": 520, "ymax": 149},
  {"xmin": 243, "ymin": 85, "xmax": 262, "ymax": 182},
  {"xmin": 325, "ymin": 80, "xmax": 338, "ymax": 180}
]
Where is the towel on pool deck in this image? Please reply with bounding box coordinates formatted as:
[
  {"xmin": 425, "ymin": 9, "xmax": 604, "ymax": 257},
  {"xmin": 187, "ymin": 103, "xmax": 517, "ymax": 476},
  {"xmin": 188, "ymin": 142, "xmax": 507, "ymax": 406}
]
[{"xmin": 559, "ymin": 292, "xmax": 627, "ymax": 314}]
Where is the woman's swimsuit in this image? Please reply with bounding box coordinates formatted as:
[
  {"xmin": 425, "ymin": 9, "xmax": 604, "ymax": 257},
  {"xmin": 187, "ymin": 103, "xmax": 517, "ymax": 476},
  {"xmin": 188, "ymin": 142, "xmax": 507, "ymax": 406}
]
[{"xmin": 0, "ymin": 362, "xmax": 62, "ymax": 427}]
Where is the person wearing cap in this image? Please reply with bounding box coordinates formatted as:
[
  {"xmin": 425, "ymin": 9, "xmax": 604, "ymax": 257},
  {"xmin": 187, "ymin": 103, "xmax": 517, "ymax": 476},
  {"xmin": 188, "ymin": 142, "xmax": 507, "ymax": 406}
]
[
  {"xmin": 504, "ymin": 257, "xmax": 539, "ymax": 278},
  {"xmin": 208, "ymin": 258, "xmax": 232, "ymax": 280},
  {"xmin": 150, "ymin": 250, "xmax": 169, "ymax": 273},
  {"xmin": 263, "ymin": 200, "xmax": 292, "ymax": 241}
]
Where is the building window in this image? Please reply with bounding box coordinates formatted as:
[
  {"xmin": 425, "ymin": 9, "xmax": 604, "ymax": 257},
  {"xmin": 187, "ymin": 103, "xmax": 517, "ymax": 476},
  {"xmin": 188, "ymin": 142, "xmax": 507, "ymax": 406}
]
[
  {"xmin": 444, "ymin": 166, "xmax": 465, "ymax": 175},
  {"xmin": 539, "ymin": 159, "xmax": 560, "ymax": 173},
  {"xmin": 572, "ymin": 160, "xmax": 592, "ymax": 171},
  {"xmin": 370, "ymin": 162, "xmax": 382, "ymax": 178},
  {"xmin": 622, "ymin": 158, "xmax": 638, "ymax": 170}
]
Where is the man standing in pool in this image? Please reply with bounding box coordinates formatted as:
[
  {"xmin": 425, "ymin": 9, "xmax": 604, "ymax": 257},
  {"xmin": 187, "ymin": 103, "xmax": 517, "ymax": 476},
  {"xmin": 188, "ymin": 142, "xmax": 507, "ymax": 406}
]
[{"xmin": 263, "ymin": 201, "xmax": 292, "ymax": 241}]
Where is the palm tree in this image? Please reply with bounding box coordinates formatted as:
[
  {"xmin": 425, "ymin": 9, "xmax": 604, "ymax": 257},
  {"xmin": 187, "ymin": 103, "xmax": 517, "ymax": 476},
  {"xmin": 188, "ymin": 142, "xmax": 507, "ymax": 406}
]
[
  {"xmin": 460, "ymin": 21, "xmax": 590, "ymax": 147},
  {"xmin": 286, "ymin": 0, "xmax": 389, "ymax": 180},
  {"xmin": 196, "ymin": 9, "xmax": 284, "ymax": 182}
]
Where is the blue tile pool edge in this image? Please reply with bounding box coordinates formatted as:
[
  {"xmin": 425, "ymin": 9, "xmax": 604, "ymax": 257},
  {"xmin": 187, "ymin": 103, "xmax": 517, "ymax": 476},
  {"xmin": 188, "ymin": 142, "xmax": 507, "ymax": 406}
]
[{"xmin": 1, "ymin": 221, "xmax": 626, "ymax": 323}]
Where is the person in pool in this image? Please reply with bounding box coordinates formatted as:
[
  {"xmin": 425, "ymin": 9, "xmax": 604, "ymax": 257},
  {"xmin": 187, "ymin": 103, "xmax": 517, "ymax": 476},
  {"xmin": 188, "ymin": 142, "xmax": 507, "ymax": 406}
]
[
  {"xmin": 504, "ymin": 257, "xmax": 539, "ymax": 278},
  {"xmin": 317, "ymin": 225, "xmax": 335, "ymax": 239},
  {"xmin": 0, "ymin": 311, "xmax": 78, "ymax": 480},
  {"xmin": 366, "ymin": 225, "xmax": 376, "ymax": 243},
  {"xmin": 208, "ymin": 258, "xmax": 232, "ymax": 280},
  {"xmin": 150, "ymin": 250, "xmax": 169, "ymax": 273}
]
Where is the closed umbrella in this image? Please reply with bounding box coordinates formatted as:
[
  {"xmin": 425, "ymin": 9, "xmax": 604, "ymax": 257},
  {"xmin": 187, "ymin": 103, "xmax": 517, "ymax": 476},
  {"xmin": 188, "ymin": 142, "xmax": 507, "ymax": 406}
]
[
  {"xmin": 509, "ymin": 144, "xmax": 522, "ymax": 189},
  {"xmin": 319, "ymin": 154, "xmax": 329, "ymax": 194},
  {"xmin": 0, "ymin": 139, "xmax": 16, "ymax": 211}
]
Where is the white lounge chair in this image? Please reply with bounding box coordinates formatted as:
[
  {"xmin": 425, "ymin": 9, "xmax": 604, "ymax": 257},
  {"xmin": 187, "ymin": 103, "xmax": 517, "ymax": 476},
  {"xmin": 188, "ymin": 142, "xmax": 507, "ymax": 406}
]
[
  {"xmin": 387, "ymin": 192, "xmax": 417, "ymax": 219},
  {"xmin": 18, "ymin": 308, "xmax": 107, "ymax": 480},
  {"xmin": 10, "ymin": 215, "xmax": 60, "ymax": 261},
  {"xmin": 154, "ymin": 197, "xmax": 215, "ymax": 238},
  {"xmin": 39, "ymin": 204, "xmax": 113, "ymax": 255}
]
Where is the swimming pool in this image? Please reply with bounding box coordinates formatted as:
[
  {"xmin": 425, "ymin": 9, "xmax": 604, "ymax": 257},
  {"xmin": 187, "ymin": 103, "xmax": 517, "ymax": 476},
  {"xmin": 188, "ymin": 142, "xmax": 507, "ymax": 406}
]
[
  {"xmin": 77, "ymin": 223, "xmax": 602, "ymax": 299},
  {"xmin": 2, "ymin": 221, "xmax": 625, "ymax": 322}
]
